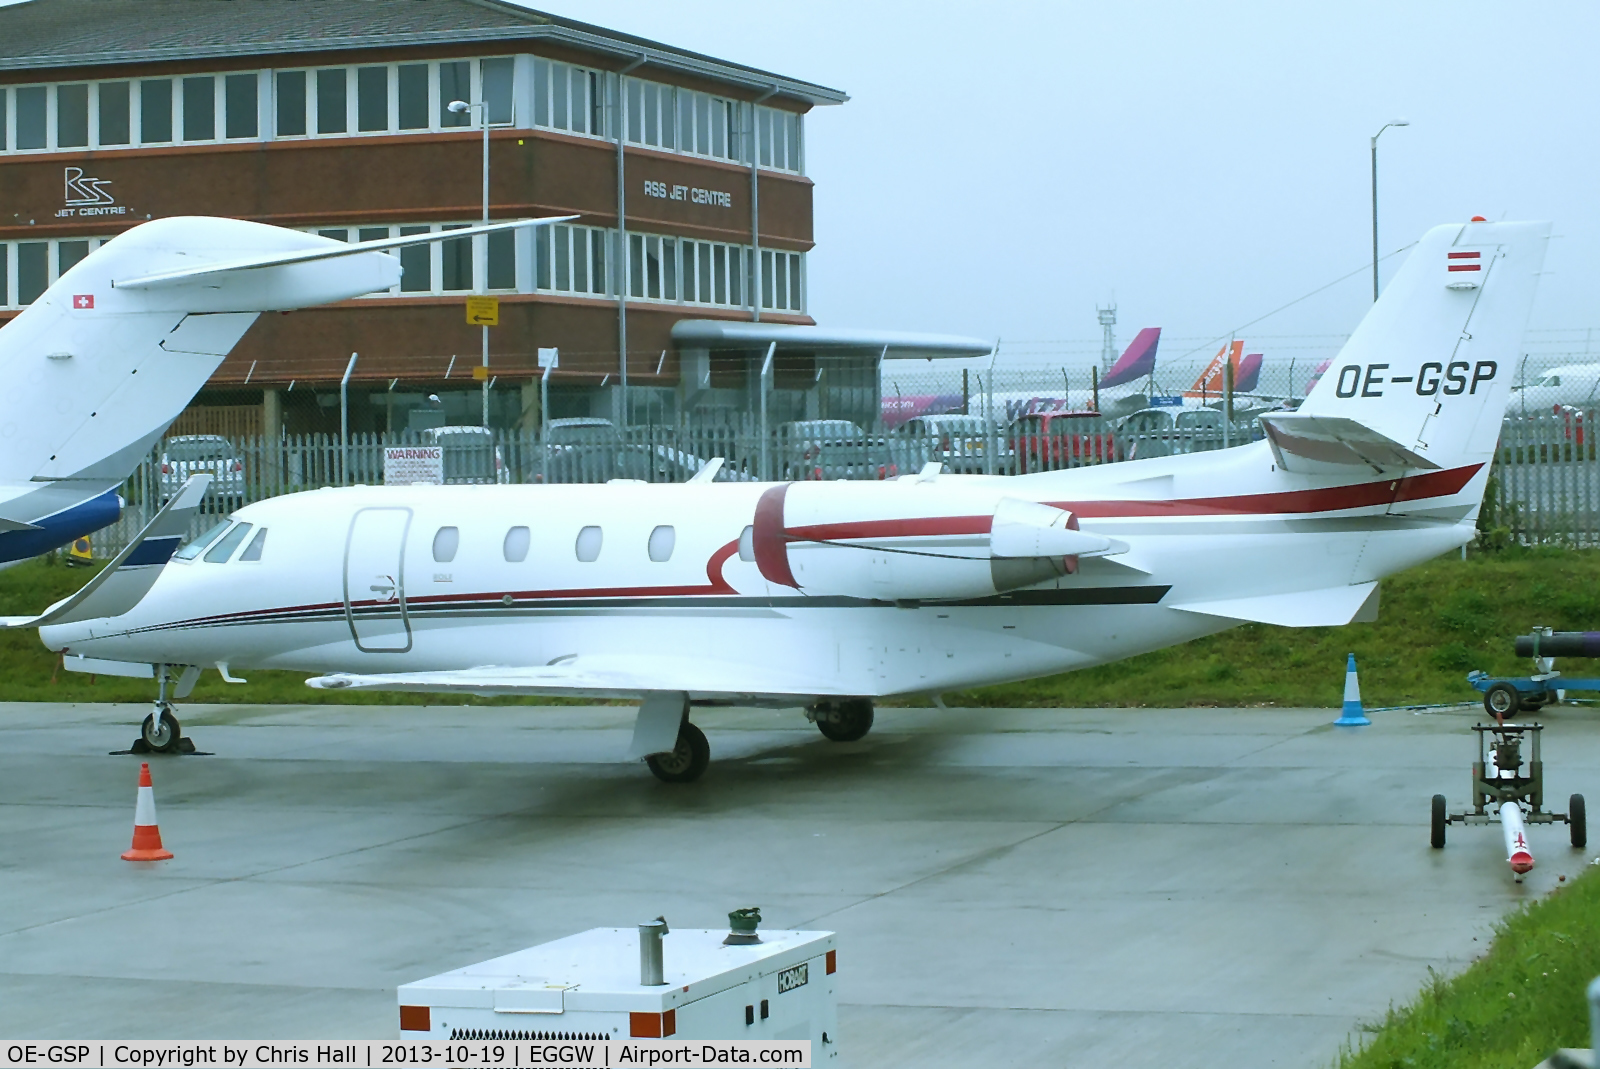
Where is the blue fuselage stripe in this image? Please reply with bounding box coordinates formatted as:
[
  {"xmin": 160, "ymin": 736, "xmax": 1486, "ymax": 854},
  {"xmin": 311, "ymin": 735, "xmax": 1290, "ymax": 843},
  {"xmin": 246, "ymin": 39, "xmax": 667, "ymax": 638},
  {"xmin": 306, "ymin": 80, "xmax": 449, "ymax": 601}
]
[{"xmin": 0, "ymin": 490, "xmax": 122, "ymax": 563}]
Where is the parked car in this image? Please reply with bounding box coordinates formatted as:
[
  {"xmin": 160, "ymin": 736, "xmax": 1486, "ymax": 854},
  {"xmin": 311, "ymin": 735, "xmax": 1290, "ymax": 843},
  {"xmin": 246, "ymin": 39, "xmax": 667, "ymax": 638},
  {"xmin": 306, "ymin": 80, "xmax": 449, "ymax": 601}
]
[
  {"xmin": 159, "ymin": 434, "xmax": 245, "ymax": 506},
  {"xmin": 1009, "ymin": 411, "xmax": 1117, "ymax": 473},
  {"xmin": 418, "ymin": 425, "xmax": 509, "ymax": 484},
  {"xmin": 1114, "ymin": 408, "xmax": 1180, "ymax": 459},
  {"xmin": 891, "ymin": 415, "xmax": 999, "ymax": 474},
  {"xmin": 536, "ymin": 418, "xmax": 676, "ymax": 483},
  {"xmin": 777, "ymin": 420, "xmax": 895, "ymax": 481}
]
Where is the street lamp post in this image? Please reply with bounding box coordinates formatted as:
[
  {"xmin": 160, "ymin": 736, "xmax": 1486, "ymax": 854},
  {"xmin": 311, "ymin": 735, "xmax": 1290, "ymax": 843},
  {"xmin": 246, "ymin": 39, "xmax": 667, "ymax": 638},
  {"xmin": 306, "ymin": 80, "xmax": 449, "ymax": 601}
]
[
  {"xmin": 1370, "ymin": 119, "xmax": 1410, "ymax": 302},
  {"xmin": 449, "ymin": 98, "xmax": 491, "ymax": 426}
]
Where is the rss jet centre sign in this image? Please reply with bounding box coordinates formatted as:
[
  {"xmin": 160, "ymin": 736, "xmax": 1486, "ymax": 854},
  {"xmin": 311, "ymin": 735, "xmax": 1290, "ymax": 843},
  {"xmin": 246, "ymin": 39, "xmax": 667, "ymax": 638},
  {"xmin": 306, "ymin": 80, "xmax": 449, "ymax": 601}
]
[{"xmin": 0, "ymin": 1041, "xmax": 809, "ymax": 1067}]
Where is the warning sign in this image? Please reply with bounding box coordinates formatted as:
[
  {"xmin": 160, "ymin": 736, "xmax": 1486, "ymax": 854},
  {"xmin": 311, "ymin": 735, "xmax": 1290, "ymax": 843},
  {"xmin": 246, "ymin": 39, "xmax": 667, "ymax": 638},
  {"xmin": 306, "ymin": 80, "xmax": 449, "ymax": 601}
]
[
  {"xmin": 383, "ymin": 446, "xmax": 444, "ymax": 485},
  {"xmin": 465, "ymin": 296, "xmax": 499, "ymax": 325}
]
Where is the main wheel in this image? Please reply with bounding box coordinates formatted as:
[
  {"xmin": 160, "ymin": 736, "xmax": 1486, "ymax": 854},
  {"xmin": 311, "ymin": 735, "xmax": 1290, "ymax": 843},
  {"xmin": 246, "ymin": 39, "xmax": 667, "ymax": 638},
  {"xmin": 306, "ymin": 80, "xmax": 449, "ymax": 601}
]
[
  {"xmin": 1484, "ymin": 682, "xmax": 1520, "ymax": 718},
  {"xmin": 140, "ymin": 709, "xmax": 182, "ymax": 753},
  {"xmin": 817, "ymin": 698, "xmax": 874, "ymax": 743},
  {"xmin": 1431, "ymin": 794, "xmax": 1447, "ymax": 848},
  {"xmin": 645, "ymin": 721, "xmax": 710, "ymax": 784},
  {"xmin": 1571, "ymin": 794, "xmax": 1587, "ymax": 849}
]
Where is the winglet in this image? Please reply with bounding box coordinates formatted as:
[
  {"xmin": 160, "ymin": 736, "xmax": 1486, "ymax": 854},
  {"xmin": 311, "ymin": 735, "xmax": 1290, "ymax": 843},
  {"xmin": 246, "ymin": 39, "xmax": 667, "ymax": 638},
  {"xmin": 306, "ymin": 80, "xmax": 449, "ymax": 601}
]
[{"xmin": 0, "ymin": 473, "xmax": 213, "ymax": 629}]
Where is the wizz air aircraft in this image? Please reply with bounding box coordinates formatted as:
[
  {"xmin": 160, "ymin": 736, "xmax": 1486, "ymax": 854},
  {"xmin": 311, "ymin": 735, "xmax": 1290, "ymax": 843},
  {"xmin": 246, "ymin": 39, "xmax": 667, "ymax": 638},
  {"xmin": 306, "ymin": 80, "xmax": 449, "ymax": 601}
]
[
  {"xmin": 0, "ymin": 214, "xmax": 568, "ymax": 565},
  {"xmin": 27, "ymin": 220, "xmax": 1546, "ymax": 784}
]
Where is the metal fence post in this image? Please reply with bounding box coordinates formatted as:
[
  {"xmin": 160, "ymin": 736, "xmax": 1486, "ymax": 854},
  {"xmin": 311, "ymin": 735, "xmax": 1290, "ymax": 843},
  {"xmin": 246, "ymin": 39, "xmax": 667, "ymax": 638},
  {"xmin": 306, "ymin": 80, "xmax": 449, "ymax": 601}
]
[{"xmin": 759, "ymin": 341, "xmax": 775, "ymax": 482}]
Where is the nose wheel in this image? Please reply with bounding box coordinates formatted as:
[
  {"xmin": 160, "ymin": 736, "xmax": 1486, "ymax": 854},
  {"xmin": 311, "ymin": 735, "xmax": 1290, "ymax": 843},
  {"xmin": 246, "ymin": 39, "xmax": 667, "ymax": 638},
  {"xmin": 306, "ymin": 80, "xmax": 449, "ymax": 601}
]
[{"xmin": 141, "ymin": 705, "xmax": 183, "ymax": 752}]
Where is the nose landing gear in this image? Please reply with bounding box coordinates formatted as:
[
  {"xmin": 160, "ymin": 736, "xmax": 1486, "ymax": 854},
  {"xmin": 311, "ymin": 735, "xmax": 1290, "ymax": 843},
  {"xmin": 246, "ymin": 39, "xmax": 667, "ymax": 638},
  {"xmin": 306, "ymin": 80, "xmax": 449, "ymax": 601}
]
[{"xmin": 126, "ymin": 665, "xmax": 198, "ymax": 755}]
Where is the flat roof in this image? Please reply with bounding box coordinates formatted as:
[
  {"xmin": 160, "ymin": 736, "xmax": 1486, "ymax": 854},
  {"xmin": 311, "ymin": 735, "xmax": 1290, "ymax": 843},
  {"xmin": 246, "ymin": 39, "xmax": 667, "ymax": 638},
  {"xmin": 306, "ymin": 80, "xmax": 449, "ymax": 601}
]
[
  {"xmin": 0, "ymin": 0, "xmax": 848, "ymax": 107},
  {"xmin": 672, "ymin": 320, "xmax": 994, "ymax": 361}
]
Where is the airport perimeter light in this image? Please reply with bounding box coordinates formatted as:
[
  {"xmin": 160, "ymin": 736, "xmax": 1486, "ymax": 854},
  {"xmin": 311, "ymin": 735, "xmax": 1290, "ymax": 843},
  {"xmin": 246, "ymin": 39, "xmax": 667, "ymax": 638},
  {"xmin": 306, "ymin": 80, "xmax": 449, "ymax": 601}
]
[
  {"xmin": 1371, "ymin": 119, "xmax": 1410, "ymax": 302},
  {"xmin": 449, "ymin": 98, "xmax": 492, "ymax": 427}
]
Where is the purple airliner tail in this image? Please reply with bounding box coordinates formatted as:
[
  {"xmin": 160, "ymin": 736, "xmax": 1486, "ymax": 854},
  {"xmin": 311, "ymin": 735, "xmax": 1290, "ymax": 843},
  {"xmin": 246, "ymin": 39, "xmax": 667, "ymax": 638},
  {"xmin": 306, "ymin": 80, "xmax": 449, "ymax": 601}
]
[
  {"xmin": 1236, "ymin": 353, "xmax": 1263, "ymax": 393},
  {"xmin": 1098, "ymin": 327, "xmax": 1160, "ymax": 389}
]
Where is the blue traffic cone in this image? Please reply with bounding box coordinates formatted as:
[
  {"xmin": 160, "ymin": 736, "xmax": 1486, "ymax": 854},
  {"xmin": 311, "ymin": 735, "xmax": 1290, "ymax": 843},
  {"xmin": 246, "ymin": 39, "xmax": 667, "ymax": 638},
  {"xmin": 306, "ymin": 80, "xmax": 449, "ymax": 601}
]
[{"xmin": 1334, "ymin": 652, "xmax": 1370, "ymax": 725}]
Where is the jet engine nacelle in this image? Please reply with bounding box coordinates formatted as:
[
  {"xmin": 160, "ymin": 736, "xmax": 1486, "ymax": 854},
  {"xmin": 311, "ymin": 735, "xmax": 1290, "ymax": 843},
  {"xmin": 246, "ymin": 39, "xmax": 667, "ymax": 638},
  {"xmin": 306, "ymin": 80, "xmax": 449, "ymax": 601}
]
[{"xmin": 751, "ymin": 482, "xmax": 1118, "ymax": 601}]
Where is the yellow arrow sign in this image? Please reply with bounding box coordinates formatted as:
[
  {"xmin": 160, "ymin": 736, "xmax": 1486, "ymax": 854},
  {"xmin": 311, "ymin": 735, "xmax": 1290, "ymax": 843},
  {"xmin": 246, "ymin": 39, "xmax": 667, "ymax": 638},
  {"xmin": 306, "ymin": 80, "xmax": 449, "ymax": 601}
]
[{"xmin": 466, "ymin": 296, "xmax": 500, "ymax": 326}]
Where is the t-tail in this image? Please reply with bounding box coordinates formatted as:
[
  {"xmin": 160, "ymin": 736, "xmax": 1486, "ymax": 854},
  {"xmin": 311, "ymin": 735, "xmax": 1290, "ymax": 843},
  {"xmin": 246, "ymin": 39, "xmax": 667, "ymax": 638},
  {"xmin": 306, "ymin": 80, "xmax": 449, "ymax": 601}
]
[
  {"xmin": 1262, "ymin": 219, "xmax": 1548, "ymax": 485},
  {"xmin": 0, "ymin": 214, "xmax": 571, "ymax": 562}
]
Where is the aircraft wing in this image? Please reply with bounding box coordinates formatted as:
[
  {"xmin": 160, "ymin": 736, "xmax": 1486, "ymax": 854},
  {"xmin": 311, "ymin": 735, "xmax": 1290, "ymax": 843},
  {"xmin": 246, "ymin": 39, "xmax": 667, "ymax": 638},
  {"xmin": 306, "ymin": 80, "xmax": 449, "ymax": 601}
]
[
  {"xmin": 1258, "ymin": 412, "xmax": 1438, "ymax": 473},
  {"xmin": 111, "ymin": 216, "xmax": 577, "ymax": 290},
  {"xmin": 0, "ymin": 474, "xmax": 212, "ymax": 628},
  {"xmin": 306, "ymin": 653, "xmax": 847, "ymax": 702}
]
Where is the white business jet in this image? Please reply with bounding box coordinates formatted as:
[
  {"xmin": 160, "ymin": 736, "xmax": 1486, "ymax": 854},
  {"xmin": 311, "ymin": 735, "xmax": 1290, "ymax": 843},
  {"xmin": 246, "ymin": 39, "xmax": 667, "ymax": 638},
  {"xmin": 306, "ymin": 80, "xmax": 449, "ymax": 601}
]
[
  {"xmin": 32, "ymin": 220, "xmax": 1547, "ymax": 782},
  {"xmin": 0, "ymin": 213, "xmax": 571, "ymax": 565}
]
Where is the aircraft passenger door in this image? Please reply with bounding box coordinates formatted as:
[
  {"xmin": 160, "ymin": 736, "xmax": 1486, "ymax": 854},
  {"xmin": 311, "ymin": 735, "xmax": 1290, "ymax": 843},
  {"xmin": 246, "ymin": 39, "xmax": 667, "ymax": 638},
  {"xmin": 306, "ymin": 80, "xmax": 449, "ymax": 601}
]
[{"xmin": 344, "ymin": 507, "xmax": 413, "ymax": 653}]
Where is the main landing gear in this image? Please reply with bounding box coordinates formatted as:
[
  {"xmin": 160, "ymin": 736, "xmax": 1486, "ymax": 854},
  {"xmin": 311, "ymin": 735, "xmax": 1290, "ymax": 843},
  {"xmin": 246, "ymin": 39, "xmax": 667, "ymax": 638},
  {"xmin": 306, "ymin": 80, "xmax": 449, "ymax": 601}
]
[
  {"xmin": 808, "ymin": 698, "xmax": 875, "ymax": 743},
  {"xmin": 645, "ymin": 721, "xmax": 711, "ymax": 784}
]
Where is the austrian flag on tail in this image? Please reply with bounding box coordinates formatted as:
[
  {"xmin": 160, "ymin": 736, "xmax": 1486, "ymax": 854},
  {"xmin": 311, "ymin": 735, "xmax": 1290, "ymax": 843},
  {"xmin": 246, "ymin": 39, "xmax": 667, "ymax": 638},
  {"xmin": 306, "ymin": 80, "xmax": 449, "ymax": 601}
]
[{"xmin": 1445, "ymin": 250, "xmax": 1484, "ymax": 290}]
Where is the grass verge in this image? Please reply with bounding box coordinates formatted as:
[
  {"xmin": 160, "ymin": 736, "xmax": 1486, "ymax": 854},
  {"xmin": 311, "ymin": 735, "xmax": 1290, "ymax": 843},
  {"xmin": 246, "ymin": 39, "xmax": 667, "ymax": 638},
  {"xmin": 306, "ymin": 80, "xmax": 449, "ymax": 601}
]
[
  {"xmin": 0, "ymin": 546, "xmax": 1595, "ymax": 707},
  {"xmin": 1336, "ymin": 863, "xmax": 1600, "ymax": 1069}
]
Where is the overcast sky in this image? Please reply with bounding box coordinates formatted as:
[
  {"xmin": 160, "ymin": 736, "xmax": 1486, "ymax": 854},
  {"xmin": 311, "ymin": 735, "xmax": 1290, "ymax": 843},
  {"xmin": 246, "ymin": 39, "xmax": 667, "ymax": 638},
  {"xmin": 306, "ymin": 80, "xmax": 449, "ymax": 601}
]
[{"xmin": 533, "ymin": 0, "xmax": 1599, "ymax": 362}]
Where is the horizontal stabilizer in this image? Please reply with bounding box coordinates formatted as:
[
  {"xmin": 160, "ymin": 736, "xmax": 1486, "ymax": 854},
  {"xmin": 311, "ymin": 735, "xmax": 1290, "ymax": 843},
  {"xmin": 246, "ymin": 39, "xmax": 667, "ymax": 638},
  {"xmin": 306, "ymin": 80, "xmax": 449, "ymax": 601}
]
[
  {"xmin": 1171, "ymin": 581, "xmax": 1379, "ymax": 628},
  {"xmin": 307, "ymin": 653, "xmax": 843, "ymax": 702},
  {"xmin": 112, "ymin": 216, "xmax": 577, "ymax": 290},
  {"xmin": 0, "ymin": 474, "xmax": 212, "ymax": 629},
  {"xmin": 1259, "ymin": 413, "xmax": 1438, "ymax": 473}
]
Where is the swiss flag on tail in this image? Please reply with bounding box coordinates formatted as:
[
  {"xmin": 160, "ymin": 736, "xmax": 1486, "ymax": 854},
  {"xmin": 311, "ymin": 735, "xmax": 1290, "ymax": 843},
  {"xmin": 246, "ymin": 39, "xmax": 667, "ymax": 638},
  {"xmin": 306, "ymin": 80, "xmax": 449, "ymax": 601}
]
[{"xmin": 72, "ymin": 295, "xmax": 94, "ymax": 309}]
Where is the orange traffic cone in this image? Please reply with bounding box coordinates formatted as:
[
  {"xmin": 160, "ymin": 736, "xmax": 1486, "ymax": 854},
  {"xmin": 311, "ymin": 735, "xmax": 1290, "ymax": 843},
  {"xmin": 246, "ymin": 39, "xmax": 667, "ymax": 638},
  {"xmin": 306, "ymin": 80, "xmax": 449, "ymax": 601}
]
[{"xmin": 121, "ymin": 762, "xmax": 174, "ymax": 861}]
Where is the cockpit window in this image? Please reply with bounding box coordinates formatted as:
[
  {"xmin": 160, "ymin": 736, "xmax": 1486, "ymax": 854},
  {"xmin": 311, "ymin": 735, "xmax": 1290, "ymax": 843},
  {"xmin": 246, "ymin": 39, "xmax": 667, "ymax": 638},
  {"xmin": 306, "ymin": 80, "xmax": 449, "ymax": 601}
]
[
  {"xmin": 173, "ymin": 520, "xmax": 232, "ymax": 562},
  {"xmin": 239, "ymin": 527, "xmax": 268, "ymax": 562},
  {"xmin": 204, "ymin": 521, "xmax": 253, "ymax": 562}
]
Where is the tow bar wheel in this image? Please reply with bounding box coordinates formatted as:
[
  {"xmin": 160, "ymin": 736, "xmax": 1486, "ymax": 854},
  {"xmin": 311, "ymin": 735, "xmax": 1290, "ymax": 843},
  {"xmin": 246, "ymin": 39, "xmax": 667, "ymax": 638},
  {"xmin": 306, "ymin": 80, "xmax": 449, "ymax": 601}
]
[
  {"xmin": 1431, "ymin": 794, "xmax": 1447, "ymax": 849},
  {"xmin": 1484, "ymin": 682, "xmax": 1521, "ymax": 717}
]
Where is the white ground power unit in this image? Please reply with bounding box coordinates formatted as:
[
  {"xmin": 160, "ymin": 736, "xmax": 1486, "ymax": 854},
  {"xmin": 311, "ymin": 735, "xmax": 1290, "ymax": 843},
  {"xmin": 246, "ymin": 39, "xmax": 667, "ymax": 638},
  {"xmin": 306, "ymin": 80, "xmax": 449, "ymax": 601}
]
[{"xmin": 398, "ymin": 922, "xmax": 839, "ymax": 1059}]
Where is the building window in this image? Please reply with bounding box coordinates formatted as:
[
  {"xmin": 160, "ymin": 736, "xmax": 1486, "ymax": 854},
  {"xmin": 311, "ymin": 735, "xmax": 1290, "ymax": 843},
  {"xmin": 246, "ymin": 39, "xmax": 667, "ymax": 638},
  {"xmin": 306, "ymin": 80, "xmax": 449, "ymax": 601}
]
[
  {"xmin": 140, "ymin": 79, "xmax": 173, "ymax": 143},
  {"xmin": 15, "ymin": 86, "xmax": 46, "ymax": 149},
  {"xmin": 397, "ymin": 64, "xmax": 428, "ymax": 129},
  {"xmin": 535, "ymin": 223, "xmax": 609, "ymax": 297},
  {"xmin": 439, "ymin": 60, "xmax": 470, "ymax": 126},
  {"xmin": 483, "ymin": 57, "xmax": 514, "ymax": 125},
  {"xmin": 57, "ymin": 83, "xmax": 89, "ymax": 148},
  {"xmin": 58, "ymin": 240, "xmax": 89, "ymax": 277},
  {"xmin": 98, "ymin": 82, "xmax": 131, "ymax": 145},
  {"xmin": 488, "ymin": 230, "xmax": 516, "ymax": 291},
  {"xmin": 756, "ymin": 105, "xmax": 802, "ymax": 173},
  {"xmin": 760, "ymin": 250, "xmax": 804, "ymax": 313},
  {"xmin": 0, "ymin": 236, "xmax": 110, "ymax": 308},
  {"xmin": 181, "ymin": 75, "xmax": 215, "ymax": 141},
  {"xmin": 316, "ymin": 68, "xmax": 347, "ymax": 134},
  {"xmin": 441, "ymin": 225, "xmax": 472, "ymax": 292},
  {"xmin": 225, "ymin": 73, "xmax": 257, "ymax": 139},
  {"xmin": 275, "ymin": 71, "xmax": 307, "ymax": 136},
  {"xmin": 532, "ymin": 58, "xmax": 601, "ymax": 136},
  {"xmin": 17, "ymin": 243, "xmax": 47, "ymax": 305},
  {"xmin": 398, "ymin": 225, "xmax": 431, "ymax": 292},
  {"xmin": 357, "ymin": 66, "xmax": 387, "ymax": 132}
]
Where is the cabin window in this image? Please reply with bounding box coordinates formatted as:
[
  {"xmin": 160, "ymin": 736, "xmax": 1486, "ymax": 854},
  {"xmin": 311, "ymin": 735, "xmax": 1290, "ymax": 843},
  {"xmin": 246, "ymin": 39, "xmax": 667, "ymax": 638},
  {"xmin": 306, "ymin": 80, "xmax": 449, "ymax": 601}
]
[
  {"xmin": 503, "ymin": 526, "xmax": 530, "ymax": 563},
  {"xmin": 648, "ymin": 525, "xmax": 675, "ymax": 562},
  {"xmin": 738, "ymin": 525, "xmax": 755, "ymax": 562},
  {"xmin": 239, "ymin": 527, "xmax": 268, "ymax": 562},
  {"xmin": 432, "ymin": 526, "xmax": 459, "ymax": 562},
  {"xmin": 173, "ymin": 520, "xmax": 232, "ymax": 562},
  {"xmin": 575, "ymin": 525, "xmax": 602, "ymax": 562},
  {"xmin": 204, "ymin": 521, "xmax": 253, "ymax": 562}
]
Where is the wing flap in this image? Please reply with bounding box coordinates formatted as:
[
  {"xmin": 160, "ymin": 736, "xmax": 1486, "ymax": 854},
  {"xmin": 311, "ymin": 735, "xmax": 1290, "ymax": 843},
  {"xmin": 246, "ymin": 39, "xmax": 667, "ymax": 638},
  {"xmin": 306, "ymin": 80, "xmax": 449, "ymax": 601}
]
[
  {"xmin": 306, "ymin": 653, "xmax": 842, "ymax": 702},
  {"xmin": 1171, "ymin": 581, "xmax": 1379, "ymax": 628}
]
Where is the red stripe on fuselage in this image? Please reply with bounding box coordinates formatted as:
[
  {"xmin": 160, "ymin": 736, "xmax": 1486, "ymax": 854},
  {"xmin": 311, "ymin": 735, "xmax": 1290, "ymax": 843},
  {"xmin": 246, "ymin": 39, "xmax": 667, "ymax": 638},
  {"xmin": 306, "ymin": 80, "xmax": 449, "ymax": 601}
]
[{"xmin": 1054, "ymin": 464, "xmax": 1481, "ymax": 518}]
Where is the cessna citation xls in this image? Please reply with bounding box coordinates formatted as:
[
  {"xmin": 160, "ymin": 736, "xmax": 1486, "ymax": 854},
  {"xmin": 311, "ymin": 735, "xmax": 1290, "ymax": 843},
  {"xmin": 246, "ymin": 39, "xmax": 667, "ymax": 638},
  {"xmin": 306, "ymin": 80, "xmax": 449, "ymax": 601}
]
[
  {"xmin": 0, "ymin": 213, "xmax": 570, "ymax": 565},
  {"xmin": 27, "ymin": 220, "xmax": 1547, "ymax": 783}
]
